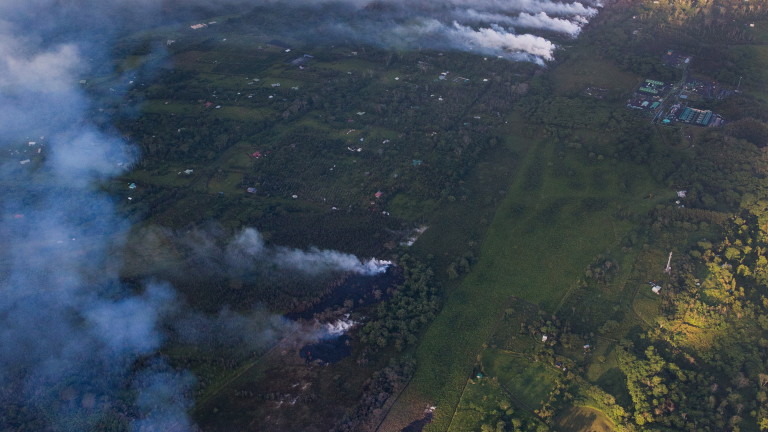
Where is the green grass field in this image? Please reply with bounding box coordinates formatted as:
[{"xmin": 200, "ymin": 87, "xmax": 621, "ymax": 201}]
[
  {"xmin": 447, "ymin": 379, "xmax": 509, "ymax": 432},
  {"xmin": 550, "ymin": 48, "xmax": 639, "ymax": 96},
  {"xmin": 481, "ymin": 350, "xmax": 558, "ymax": 409},
  {"xmin": 384, "ymin": 126, "xmax": 664, "ymax": 430},
  {"xmin": 556, "ymin": 406, "xmax": 616, "ymax": 432},
  {"xmin": 745, "ymin": 45, "xmax": 768, "ymax": 103},
  {"xmin": 448, "ymin": 377, "xmax": 542, "ymax": 432}
]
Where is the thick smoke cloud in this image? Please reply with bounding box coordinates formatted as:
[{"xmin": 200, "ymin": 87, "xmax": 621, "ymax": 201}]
[{"xmin": 448, "ymin": 21, "xmax": 558, "ymax": 61}]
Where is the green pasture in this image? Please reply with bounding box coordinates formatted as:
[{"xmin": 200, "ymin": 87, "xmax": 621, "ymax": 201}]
[
  {"xmin": 467, "ymin": 140, "xmax": 657, "ymax": 312},
  {"xmin": 555, "ymin": 406, "xmax": 616, "ymax": 432},
  {"xmin": 320, "ymin": 58, "xmax": 384, "ymax": 75},
  {"xmin": 172, "ymin": 50, "xmax": 219, "ymax": 72},
  {"xmin": 142, "ymin": 100, "xmax": 201, "ymax": 116},
  {"xmin": 585, "ymin": 341, "xmax": 619, "ymax": 383},
  {"xmin": 448, "ymin": 377, "xmax": 540, "ymax": 432},
  {"xmin": 396, "ymin": 125, "xmax": 663, "ymax": 431},
  {"xmin": 447, "ymin": 378, "xmax": 507, "ymax": 432},
  {"xmin": 554, "ymin": 245, "xmax": 641, "ymax": 337},
  {"xmin": 125, "ymin": 168, "xmax": 199, "ymax": 188},
  {"xmin": 211, "ymin": 105, "xmax": 274, "ymax": 122},
  {"xmin": 481, "ymin": 350, "xmax": 558, "ymax": 409},
  {"xmin": 388, "ymin": 194, "xmax": 438, "ymax": 222},
  {"xmin": 632, "ymin": 290, "xmax": 662, "ymax": 325},
  {"xmin": 551, "ymin": 50, "xmax": 639, "ymax": 96},
  {"xmin": 746, "ymin": 45, "xmax": 768, "ymax": 103},
  {"xmin": 487, "ymin": 298, "xmax": 540, "ymax": 353},
  {"xmin": 197, "ymin": 72, "xmax": 269, "ymax": 89}
]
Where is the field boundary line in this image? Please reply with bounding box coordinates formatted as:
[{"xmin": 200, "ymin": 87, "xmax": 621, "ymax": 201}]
[{"xmin": 373, "ymin": 375, "xmax": 414, "ymax": 432}]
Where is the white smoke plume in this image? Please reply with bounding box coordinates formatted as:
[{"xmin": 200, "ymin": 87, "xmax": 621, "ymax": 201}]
[
  {"xmin": 228, "ymin": 227, "xmax": 392, "ymax": 276},
  {"xmin": 461, "ymin": 9, "xmax": 586, "ymax": 36},
  {"xmin": 333, "ymin": 17, "xmax": 554, "ymax": 63},
  {"xmin": 322, "ymin": 316, "xmax": 358, "ymax": 337},
  {"xmin": 513, "ymin": 11, "xmax": 586, "ymax": 35},
  {"xmin": 123, "ymin": 225, "xmax": 392, "ymax": 282},
  {"xmin": 299, "ymin": 0, "xmax": 599, "ymax": 62},
  {"xmin": 446, "ymin": 21, "xmax": 558, "ymax": 61},
  {"xmin": 402, "ymin": 0, "xmax": 599, "ymax": 16},
  {"xmin": 321, "ymin": 0, "xmax": 598, "ymax": 16}
]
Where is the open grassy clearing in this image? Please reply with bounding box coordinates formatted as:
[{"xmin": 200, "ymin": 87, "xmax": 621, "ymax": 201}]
[
  {"xmin": 551, "ymin": 49, "xmax": 640, "ymax": 96},
  {"xmin": 555, "ymin": 406, "xmax": 616, "ymax": 432},
  {"xmin": 448, "ymin": 377, "xmax": 542, "ymax": 432},
  {"xmin": 745, "ymin": 45, "xmax": 768, "ymax": 103},
  {"xmin": 447, "ymin": 379, "xmax": 504, "ymax": 432},
  {"xmin": 142, "ymin": 100, "xmax": 202, "ymax": 115},
  {"xmin": 586, "ymin": 341, "xmax": 619, "ymax": 381},
  {"xmin": 321, "ymin": 58, "xmax": 381, "ymax": 74},
  {"xmin": 481, "ymin": 350, "xmax": 558, "ymax": 409},
  {"xmin": 465, "ymin": 139, "xmax": 657, "ymax": 309},
  {"xmin": 487, "ymin": 297, "xmax": 541, "ymax": 353}
]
